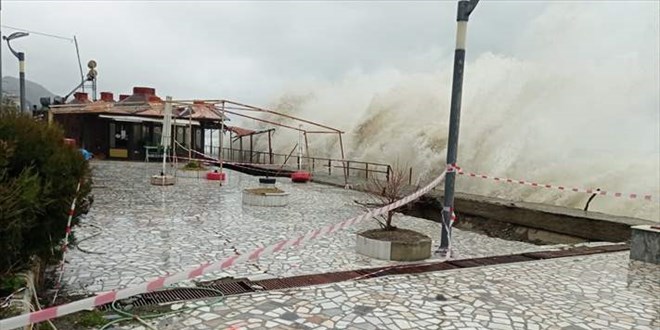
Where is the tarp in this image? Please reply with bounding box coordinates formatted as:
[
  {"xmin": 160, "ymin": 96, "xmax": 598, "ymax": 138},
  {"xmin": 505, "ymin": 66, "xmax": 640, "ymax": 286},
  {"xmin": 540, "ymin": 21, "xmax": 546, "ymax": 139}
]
[{"xmin": 80, "ymin": 148, "xmax": 93, "ymax": 160}]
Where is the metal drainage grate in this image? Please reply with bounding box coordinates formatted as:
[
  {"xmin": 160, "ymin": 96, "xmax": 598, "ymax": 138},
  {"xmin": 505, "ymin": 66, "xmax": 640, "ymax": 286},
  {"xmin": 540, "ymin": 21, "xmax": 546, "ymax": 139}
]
[
  {"xmin": 197, "ymin": 278, "xmax": 255, "ymax": 295},
  {"xmin": 203, "ymin": 281, "xmax": 255, "ymax": 295},
  {"xmin": 448, "ymin": 254, "xmax": 534, "ymax": 268},
  {"xmin": 98, "ymin": 243, "xmax": 629, "ymax": 309},
  {"xmin": 106, "ymin": 287, "xmax": 227, "ymax": 309}
]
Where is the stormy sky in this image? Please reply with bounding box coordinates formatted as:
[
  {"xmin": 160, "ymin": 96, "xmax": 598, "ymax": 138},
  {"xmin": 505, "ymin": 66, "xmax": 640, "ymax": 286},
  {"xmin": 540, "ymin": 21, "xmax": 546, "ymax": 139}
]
[
  {"xmin": 0, "ymin": 1, "xmax": 576, "ymax": 102},
  {"xmin": 1, "ymin": 1, "xmax": 658, "ymax": 104}
]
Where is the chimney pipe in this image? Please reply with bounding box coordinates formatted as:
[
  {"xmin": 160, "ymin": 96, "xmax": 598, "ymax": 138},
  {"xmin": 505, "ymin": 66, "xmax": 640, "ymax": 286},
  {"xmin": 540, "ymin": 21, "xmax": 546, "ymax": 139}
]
[
  {"xmin": 73, "ymin": 92, "xmax": 89, "ymax": 102},
  {"xmin": 133, "ymin": 87, "xmax": 156, "ymax": 95},
  {"xmin": 100, "ymin": 92, "xmax": 114, "ymax": 102}
]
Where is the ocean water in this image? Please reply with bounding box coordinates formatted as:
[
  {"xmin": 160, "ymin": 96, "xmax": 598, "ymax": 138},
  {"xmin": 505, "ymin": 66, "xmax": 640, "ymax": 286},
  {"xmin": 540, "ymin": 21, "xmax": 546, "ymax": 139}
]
[{"xmin": 210, "ymin": 2, "xmax": 660, "ymax": 221}]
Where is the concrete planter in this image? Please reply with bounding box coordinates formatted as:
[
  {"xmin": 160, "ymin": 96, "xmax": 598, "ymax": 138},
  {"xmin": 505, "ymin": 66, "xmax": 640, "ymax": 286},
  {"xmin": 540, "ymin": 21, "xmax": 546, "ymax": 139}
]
[
  {"xmin": 242, "ymin": 189, "xmax": 289, "ymax": 207},
  {"xmin": 356, "ymin": 231, "xmax": 432, "ymax": 261},
  {"xmin": 630, "ymin": 225, "xmax": 659, "ymax": 264},
  {"xmin": 150, "ymin": 175, "xmax": 175, "ymax": 186}
]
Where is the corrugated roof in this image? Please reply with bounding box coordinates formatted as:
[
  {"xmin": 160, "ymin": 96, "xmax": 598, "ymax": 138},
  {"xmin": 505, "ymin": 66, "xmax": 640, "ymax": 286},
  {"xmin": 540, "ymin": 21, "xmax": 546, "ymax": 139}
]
[
  {"xmin": 52, "ymin": 99, "xmax": 227, "ymax": 122},
  {"xmin": 226, "ymin": 126, "xmax": 255, "ymax": 137},
  {"xmin": 52, "ymin": 86, "xmax": 226, "ymax": 122}
]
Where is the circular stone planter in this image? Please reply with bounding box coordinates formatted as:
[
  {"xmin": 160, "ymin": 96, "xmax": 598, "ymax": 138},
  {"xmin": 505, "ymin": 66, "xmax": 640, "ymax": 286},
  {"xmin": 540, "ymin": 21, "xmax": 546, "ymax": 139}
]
[
  {"xmin": 242, "ymin": 187, "xmax": 289, "ymax": 207},
  {"xmin": 356, "ymin": 229, "xmax": 431, "ymax": 261},
  {"xmin": 150, "ymin": 175, "xmax": 176, "ymax": 186}
]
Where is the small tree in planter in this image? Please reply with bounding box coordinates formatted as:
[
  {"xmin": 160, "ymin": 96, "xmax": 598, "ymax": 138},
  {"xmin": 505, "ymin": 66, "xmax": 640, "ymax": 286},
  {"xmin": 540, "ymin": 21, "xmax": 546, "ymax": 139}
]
[{"xmin": 354, "ymin": 165, "xmax": 431, "ymax": 261}]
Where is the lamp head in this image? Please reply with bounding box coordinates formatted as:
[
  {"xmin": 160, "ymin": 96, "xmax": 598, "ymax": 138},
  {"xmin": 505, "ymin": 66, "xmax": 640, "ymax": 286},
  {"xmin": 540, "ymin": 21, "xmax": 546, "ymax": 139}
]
[{"xmin": 4, "ymin": 32, "xmax": 30, "ymax": 41}]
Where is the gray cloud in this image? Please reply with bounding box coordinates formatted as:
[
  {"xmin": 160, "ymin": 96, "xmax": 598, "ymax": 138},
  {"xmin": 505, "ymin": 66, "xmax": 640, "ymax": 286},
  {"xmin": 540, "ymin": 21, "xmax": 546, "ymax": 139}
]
[{"xmin": 2, "ymin": 1, "xmax": 550, "ymax": 102}]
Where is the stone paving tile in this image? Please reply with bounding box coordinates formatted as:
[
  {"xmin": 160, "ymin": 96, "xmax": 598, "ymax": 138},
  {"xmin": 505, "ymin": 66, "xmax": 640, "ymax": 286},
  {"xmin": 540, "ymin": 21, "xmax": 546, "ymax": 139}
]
[
  {"xmin": 60, "ymin": 160, "xmax": 563, "ymax": 295},
  {"xmin": 114, "ymin": 252, "xmax": 659, "ymax": 330}
]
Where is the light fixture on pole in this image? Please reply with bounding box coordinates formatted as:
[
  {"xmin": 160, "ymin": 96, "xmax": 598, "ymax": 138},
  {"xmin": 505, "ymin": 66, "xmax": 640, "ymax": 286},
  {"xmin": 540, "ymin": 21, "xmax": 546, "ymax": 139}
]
[{"xmin": 3, "ymin": 31, "xmax": 29, "ymax": 113}]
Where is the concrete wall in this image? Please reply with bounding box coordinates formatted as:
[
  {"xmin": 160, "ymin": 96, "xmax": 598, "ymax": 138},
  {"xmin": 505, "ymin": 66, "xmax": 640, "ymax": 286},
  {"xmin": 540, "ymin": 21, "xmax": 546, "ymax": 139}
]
[
  {"xmin": 244, "ymin": 164, "xmax": 655, "ymax": 243},
  {"xmin": 408, "ymin": 190, "xmax": 655, "ymax": 242}
]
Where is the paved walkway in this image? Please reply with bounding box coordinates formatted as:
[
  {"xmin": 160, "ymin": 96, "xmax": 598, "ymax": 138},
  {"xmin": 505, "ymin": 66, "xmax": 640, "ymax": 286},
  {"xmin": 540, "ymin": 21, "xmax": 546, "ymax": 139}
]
[
  {"xmin": 120, "ymin": 252, "xmax": 659, "ymax": 330},
  {"xmin": 53, "ymin": 161, "xmax": 660, "ymax": 329},
  {"xmin": 61, "ymin": 161, "xmax": 557, "ymax": 295}
]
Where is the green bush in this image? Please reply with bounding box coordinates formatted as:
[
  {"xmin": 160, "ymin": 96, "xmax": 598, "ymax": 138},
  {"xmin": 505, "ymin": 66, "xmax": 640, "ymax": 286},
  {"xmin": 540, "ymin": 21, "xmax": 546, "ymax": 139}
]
[
  {"xmin": 182, "ymin": 161, "xmax": 205, "ymax": 170},
  {"xmin": 0, "ymin": 110, "xmax": 91, "ymax": 286}
]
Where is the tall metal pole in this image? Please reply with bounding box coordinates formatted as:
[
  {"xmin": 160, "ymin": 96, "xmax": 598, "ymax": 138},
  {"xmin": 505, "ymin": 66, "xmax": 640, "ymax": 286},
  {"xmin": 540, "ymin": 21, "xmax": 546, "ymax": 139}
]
[
  {"xmin": 18, "ymin": 51, "xmax": 25, "ymax": 113},
  {"xmin": 440, "ymin": 0, "xmax": 479, "ymax": 253},
  {"xmin": 162, "ymin": 96, "xmax": 173, "ymax": 177},
  {"xmin": 73, "ymin": 36, "xmax": 84, "ymax": 92}
]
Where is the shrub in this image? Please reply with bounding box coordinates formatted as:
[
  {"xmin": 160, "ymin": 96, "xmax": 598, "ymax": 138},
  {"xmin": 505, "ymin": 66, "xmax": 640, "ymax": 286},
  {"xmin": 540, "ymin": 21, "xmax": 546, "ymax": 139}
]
[
  {"xmin": 182, "ymin": 161, "xmax": 205, "ymax": 170},
  {"xmin": 355, "ymin": 164, "xmax": 416, "ymax": 231},
  {"xmin": 0, "ymin": 110, "xmax": 91, "ymax": 282}
]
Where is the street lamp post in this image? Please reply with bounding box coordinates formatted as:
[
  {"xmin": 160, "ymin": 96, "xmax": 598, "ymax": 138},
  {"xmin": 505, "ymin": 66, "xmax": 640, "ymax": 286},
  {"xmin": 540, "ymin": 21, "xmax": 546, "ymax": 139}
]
[
  {"xmin": 3, "ymin": 31, "xmax": 29, "ymax": 113},
  {"xmin": 439, "ymin": 0, "xmax": 479, "ymax": 255}
]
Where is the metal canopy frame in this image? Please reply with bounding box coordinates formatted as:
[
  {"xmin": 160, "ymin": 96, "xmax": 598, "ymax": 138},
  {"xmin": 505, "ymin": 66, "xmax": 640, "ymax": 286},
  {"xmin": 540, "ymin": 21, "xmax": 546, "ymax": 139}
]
[{"xmin": 169, "ymin": 99, "xmax": 349, "ymax": 185}]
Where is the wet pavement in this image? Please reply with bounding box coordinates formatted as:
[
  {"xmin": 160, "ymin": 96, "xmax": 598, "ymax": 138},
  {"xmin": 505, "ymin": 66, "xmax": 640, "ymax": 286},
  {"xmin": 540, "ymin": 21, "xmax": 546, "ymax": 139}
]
[
  {"xmin": 122, "ymin": 252, "xmax": 659, "ymax": 330},
  {"xmin": 63, "ymin": 160, "xmax": 555, "ymax": 294},
  {"xmin": 56, "ymin": 161, "xmax": 659, "ymax": 329}
]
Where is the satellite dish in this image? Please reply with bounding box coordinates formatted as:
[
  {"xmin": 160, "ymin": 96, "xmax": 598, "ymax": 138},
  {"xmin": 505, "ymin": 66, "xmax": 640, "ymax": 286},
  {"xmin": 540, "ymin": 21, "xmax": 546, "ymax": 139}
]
[
  {"xmin": 87, "ymin": 60, "xmax": 97, "ymax": 69},
  {"xmin": 86, "ymin": 69, "xmax": 98, "ymax": 80}
]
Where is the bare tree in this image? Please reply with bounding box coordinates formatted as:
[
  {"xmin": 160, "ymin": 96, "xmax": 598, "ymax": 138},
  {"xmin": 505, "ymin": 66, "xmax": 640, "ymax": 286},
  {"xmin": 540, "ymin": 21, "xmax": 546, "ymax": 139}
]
[{"xmin": 355, "ymin": 164, "xmax": 416, "ymax": 231}]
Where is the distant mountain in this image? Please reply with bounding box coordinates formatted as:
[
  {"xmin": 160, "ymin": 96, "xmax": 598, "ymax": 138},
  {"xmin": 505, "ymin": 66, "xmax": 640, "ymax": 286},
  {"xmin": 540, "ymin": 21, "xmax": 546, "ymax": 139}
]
[{"xmin": 2, "ymin": 76, "xmax": 55, "ymax": 109}]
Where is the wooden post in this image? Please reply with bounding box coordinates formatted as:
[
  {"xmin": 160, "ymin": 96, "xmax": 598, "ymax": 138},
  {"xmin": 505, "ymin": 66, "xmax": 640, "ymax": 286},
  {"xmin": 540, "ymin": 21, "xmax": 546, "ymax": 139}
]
[
  {"xmin": 409, "ymin": 167, "xmax": 413, "ymax": 185},
  {"xmin": 188, "ymin": 108, "xmax": 192, "ymax": 160},
  {"xmin": 199, "ymin": 123, "xmax": 205, "ymax": 155},
  {"xmin": 268, "ymin": 130, "xmax": 273, "ymax": 164},
  {"xmin": 209, "ymin": 128, "xmax": 213, "ymax": 156},
  {"xmin": 328, "ymin": 159, "xmax": 331, "ymax": 175},
  {"xmin": 249, "ymin": 134, "xmax": 253, "ymax": 163},
  {"xmin": 365, "ymin": 163, "xmax": 369, "ymax": 179},
  {"xmin": 219, "ymin": 101, "xmax": 225, "ymax": 183},
  {"xmin": 304, "ymin": 131, "xmax": 310, "ymax": 171},
  {"xmin": 338, "ymin": 132, "xmax": 348, "ymax": 187},
  {"xmin": 239, "ymin": 136, "xmax": 243, "ymax": 162}
]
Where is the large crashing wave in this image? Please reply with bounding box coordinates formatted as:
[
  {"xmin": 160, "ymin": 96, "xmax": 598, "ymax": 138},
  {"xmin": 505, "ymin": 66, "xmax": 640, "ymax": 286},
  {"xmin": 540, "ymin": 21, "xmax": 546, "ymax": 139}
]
[{"xmin": 249, "ymin": 2, "xmax": 659, "ymax": 221}]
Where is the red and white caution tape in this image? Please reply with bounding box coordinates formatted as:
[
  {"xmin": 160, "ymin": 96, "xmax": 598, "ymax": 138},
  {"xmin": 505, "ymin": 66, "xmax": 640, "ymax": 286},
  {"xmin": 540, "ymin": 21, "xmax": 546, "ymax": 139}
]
[
  {"xmin": 0, "ymin": 172, "xmax": 447, "ymax": 330},
  {"xmin": 51, "ymin": 181, "xmax": 82, "ymax": 303},
  {"xmin": 443, "ymin": 206, "xmax": 457, "ymax": 223},
  {"xmin": 449, "ymin": 164, "xmax": 654, "ymax": 201}
]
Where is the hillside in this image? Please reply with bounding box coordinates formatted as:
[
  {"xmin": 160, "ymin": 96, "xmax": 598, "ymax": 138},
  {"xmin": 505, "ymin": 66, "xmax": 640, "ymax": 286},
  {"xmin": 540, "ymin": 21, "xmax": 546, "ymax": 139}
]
[{"xmin": 1, "ymin": 76, "xmax": 55, "ymax": 109}]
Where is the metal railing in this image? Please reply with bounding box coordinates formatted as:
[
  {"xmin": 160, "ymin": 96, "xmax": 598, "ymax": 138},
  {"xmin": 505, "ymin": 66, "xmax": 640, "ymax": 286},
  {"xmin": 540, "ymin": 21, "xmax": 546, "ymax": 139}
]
[{"xmin": 202, "ymin": 147, "xmax": 393, "ymax": 182}]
